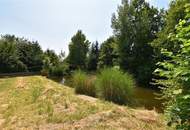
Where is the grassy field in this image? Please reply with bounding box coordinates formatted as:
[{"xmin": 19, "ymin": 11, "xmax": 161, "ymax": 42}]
[{"xmin": 0, "ymin": 76, "xmax": 168, "ymax": 130}]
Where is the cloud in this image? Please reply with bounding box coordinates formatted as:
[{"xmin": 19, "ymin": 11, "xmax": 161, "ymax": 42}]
[
  {"xmin": 0, "ymin": 0, "xmax": 120, "ymax": 54},
  {"xmin": 0, "ymin": 0, "xmax": 169, "ymax": 54}
]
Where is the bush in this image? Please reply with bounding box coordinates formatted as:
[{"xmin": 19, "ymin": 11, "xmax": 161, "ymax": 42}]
[
  {"xmin": 154, "ymin": 8, "xmax": 190, "ymax": 129},
  {"xmin": 72, "ymin": 70, "xmax": 96, "ymax": 97},
  {"xmin": 49, "ymin": 65, "xmax": 64, "ymax": 77},
  {"xmin": 41, "ymin": 69, "xmax": 49, "ymax": 76},
  {"xmin": 96, "ymin": 68, "xmax": 134, "ymax": 105},
  {"xmin": 49, "ymin": 64, "xmax": 68, "ymax": 77}
]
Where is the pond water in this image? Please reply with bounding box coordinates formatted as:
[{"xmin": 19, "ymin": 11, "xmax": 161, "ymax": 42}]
[
  {"xmin": 133, "ymin": 87, "xmax": 164, "ymax": 113},
  {"xmin": 50, "ymin": 76, "xmax": 164, "ymax": 113}
]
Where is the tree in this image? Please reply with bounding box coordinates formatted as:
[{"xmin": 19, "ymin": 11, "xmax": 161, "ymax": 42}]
[
  {"xmin": 112, "ymin": 0, "xmax": 164, "ymax": 85},
  {"xmin": 17, "ymin": 39, "xmax": 43, "ymax": 72},
  {"xmin": 67, "ymin": 30, "xmax": 90, "ymax": 70},
  {"xmin": 0, "ymin": 36, "xmax": 27, "ymax": 73},
  {"xmin": 44, "ymin": 49, "xmax": 59, "ymax": 67},
  {"xmin": 98, "ymin": 37, "xmax": 118, "ymax": 69},
  {"xmin": 87, "ymin": 41, "xmax": 99, "ymax": 71},
  {"xmin": 0, "ymin": 34, "xmax": 44, "ymax": 73},
  {"xmin": 155, "ymin": 4, "xmax": 190, "ymax": 129},
  {"xmin": 41, "ymin": 49, "xmax": 59, "ymax": 75},
  {"xmin": 151, "ymin": 0, "xmax": 189, "ymax": 60}
]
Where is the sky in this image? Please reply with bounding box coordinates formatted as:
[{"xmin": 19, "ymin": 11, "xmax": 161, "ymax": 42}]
[{"xmin": 0, "ymin": 0, "xmax": 170, "ymax": 54}]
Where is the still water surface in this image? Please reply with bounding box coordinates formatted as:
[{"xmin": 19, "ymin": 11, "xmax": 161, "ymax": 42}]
[{"xmin": 133, "ymin": 87, "xmax": 164, "ymax": 113}]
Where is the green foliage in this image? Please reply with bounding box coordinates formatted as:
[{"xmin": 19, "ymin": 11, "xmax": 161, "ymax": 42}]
[
  {"xmin": 42, "ymin": 49, "xmax": 66, "ymax": 77},
  {"xmin": 41, "ymin": 56, "xmax": 51, "ymax": 76},
  {"xmin": 17, "ymin": 39, "xmax": 43, "ymax": 72},
  {"xmin": 44, "ymin": 49, "xmax": 60, "ymax": 67},
  {"xmin": 112, "ymin": 0, "xmax": 164, "ymax": 85},
  {"xmin": 67, "ymin": 30, "xmax": 90, "ymax": 70},
  {"xmin": 96, "ymin": 68, "xmax": 134, "ymax": 105},
  {"xmin": 0, "ymin": 36, "xmax": 27, "ymax": 73},
  {"xmin": 49, "ymin": 64, "xmax": 69, "ymax": 77},
  {"xmin": 98, "ymin": 37, "xmax": 118, "ymax": 69},
  {"xmin": 41, "ymin": 69, "xmax": 49, "ymax": 76},
  {"xmin": 49, "ymin": 66, "xmax": 64, "ymax": 77},
  {"xmin": 0, "ymin": 34, "xmax": 44, "ymax": 73},
  {"xmin": 87, "ymin": 41, "xmax": 99, "ymax": 71},
  {"xmin": 152, "ymin": 0, "xmax": 189, "ymax": 55},
  {"xmin": 155, "ymin": 4, "xmax": 190, "ymax": 129},
  {"xmin": 72, "ymin": 70, "xmax": 96, "ymax": 97}
]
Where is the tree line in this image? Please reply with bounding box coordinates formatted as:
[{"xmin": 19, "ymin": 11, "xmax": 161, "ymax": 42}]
[
  {"xmin": 0, "ymin": 35, "xmax": 43, "ymax": 73},
  {"xmin": 0, "ymin": 0, "xmax": 189, "ymax": 128},
  {"xmin": 0, "ymin": 0, "xmax": 188, "ymax": 86},
  {"xmin": 0, "ymin": 34, "xmax": 64, "ymax": 75}
]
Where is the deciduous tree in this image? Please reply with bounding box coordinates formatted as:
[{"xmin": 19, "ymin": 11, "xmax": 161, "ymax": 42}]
[{"xmin": 67, "ymin": 30, "xmax": 90, "ymax": 70}]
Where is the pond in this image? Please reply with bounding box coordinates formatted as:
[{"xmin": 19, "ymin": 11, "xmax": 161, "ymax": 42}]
[
  {"xmin": 133, "ymin": 87, "xmax": 164, "ymax": 113},
  {"xmin": 50, "ymin": 76, "xmax": 164, "ymax": 113}
]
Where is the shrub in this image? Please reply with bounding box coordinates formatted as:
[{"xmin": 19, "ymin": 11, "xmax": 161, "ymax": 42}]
[
  {"xmin": 154, "ymin": 7, "xmax": 190, "ymax": 129},
  {"xmin": 41, "ymin": 69, "xmax": 49, "ymax": 76},
  {"xmin": 49, "ymin": 65, "xmax": 65, "ymax": 77},
  {"xmin": 49, "ymin": 66, "xmax": 63, "ymax": 77},
  {"xmin": 72, "ymin": 70, "xmax": 96, "ymax": 97},
  {"xmin": 47, "ymin": 63, "xmax": 71, "ymax": 77},
  {"xmin": 96, "ymin": 68, "xmax": 134, "ymax": 105}
]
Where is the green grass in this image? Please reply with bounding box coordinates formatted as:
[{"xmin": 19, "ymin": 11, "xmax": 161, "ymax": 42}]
[
  {"xmin": 72, "ymin": 70, "xmax": 96, "ymax": 97},
  {"xmin": 96, "ymin": 68, "xmax": 135, "ymax": 105},
  {"xmin": 0, "ymin": 76, "xmax": 168, "ymax": 130},
  {"xmin": 31, "ymin": 86, "xmax": 43, "ymax": 103}
]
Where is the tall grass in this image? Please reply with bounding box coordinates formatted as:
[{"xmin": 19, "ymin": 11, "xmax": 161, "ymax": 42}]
[
  {"xmin": 96, "ymin": 68, "xmax": 135, "ymax": 105},
  {"xmin": 72, "ymin": 70, "xmax": 96, "ymax": 97}
]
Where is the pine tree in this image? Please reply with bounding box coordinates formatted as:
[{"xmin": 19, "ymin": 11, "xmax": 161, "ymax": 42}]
[{"xmin": 87, "ymin": 41, "xmax": 99, "ymax": 71}]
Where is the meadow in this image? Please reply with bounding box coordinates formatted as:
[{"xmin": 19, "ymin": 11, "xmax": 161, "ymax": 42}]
[{"xmin": 0, "ymin": 76, "xmax": 168, "ymax": 130}]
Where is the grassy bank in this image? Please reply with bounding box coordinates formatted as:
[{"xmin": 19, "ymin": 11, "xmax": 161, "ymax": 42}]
[{"xmin": 0, "ymin": 76, "xmax": 168, "ymax": 130}]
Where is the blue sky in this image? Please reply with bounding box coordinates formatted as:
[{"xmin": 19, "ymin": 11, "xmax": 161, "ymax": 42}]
[{"xmin": 0, "ymin": 0, "xmax": 170, "ymax": 54}]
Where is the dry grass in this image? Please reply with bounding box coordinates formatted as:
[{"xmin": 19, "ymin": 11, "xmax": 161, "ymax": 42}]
[{"xmin": 0, "ymin": 76, "xmax": 169, "ymax": 130}]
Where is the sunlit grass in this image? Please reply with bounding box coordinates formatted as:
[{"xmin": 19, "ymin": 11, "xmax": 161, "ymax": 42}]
[
  {"xmin": 96, "ymin": 68, "xmax": 135, "ymax": 105},
  {"xmin": 0, "ymin": 76, "xmax": 167, "ymax": 130},
  {"xmin": 72, "ymin": 70, "xmax": 96, "ymax": 97}
]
